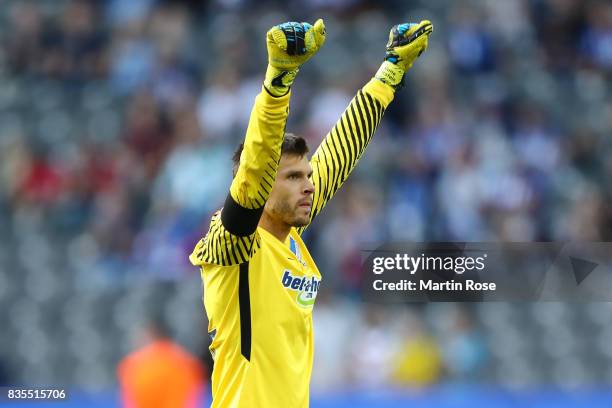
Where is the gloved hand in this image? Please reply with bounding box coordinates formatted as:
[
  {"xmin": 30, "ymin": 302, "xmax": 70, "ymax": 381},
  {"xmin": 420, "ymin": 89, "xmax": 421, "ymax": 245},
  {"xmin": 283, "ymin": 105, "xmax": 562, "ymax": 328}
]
[
  {"xmin": 264, "ymin": 19, "xmax": 326, "ymax": 96},
  {"xmin": 375, "ymin": 20, "xmax": 433, "ymax": 90}
]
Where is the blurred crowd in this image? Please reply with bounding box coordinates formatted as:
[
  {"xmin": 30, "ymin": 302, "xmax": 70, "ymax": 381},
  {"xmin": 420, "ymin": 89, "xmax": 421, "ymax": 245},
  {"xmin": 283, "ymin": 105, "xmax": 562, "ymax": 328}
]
[
  {"xmin": 312, "ymin": 300, "xmax": 488, "ymax": 391},
  {"xmin": 0, "ymin": 0, "xmax": 610, "ymax": 390},
  {"xmin": 1, "ymin": 0, "xmax": 610, "ymax": 286}
]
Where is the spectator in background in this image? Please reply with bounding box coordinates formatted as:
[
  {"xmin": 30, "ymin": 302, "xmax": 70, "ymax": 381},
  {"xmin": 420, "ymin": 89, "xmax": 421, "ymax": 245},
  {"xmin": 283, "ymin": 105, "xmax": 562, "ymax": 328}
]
[
  {"xmin": 118, "ymin": 316, "xmax": 207, "ymax": 408},
  {"xmin": 390, "ymin": 311, "xmax": 442, "ymax": 387},
  {"xmin": 437, "ymin": 307, "xmax": 488, "ymax": 381},
  {"xmin": 346, "ymin": 305, "xmax": 399, "ymax": 388}
]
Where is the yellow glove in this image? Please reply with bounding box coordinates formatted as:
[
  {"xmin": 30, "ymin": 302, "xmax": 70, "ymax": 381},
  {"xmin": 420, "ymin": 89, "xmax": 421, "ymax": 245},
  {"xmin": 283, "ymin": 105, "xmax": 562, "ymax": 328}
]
[
  {"xmin": 375, "ymin": 20, "xmax": 433, "ymax": 90},
  {"xmin": 264, "ymin": 19, "xmax": 326, "ymax": 96}
]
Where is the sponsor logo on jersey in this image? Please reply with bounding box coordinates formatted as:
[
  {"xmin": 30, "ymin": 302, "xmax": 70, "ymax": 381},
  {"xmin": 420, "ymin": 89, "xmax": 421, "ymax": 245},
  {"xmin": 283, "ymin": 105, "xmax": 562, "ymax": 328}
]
[{"xmin": 281, "ymin": 270, "xmax": 321, "ymax": 307}]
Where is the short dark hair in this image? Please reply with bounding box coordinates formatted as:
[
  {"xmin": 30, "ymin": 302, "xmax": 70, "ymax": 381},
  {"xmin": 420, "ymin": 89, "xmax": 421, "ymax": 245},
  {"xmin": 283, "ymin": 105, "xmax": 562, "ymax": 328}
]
[{"xmin": 232, "ymin": 133, "xmax": 309, "ymax": 177}]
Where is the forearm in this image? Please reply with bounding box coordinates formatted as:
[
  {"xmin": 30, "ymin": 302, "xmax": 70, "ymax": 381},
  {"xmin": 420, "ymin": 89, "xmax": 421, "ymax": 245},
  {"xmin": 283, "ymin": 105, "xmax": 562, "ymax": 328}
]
[
  {"xmin": 316, "ymin": 77, "xmax": 394, "ymax": 167},
  {"xmin": 305, "ymin": 78, "xmax": 391, "ymax": 227},
  {"xmin": 318, "ymin": 78, "xmax": 394, "ymax": 177},
  {"xmin": 229, "ymin": 88, "xmax": 290, "ymax": 210},
  {"xmin": 314, "ymin": 77, "xmax": 394, "ymax": 174}
]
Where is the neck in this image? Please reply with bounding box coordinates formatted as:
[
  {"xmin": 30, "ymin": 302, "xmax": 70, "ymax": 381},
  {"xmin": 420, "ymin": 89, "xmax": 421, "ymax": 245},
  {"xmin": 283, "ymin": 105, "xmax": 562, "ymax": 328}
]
[{"xmin": 258, "ymin": 211, "xmax": 291, "ymax": 242}]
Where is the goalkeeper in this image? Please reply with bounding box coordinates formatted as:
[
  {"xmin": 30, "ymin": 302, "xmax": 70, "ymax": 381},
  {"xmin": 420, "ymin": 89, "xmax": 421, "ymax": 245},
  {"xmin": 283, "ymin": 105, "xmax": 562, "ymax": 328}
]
[{"xmin": 190, "ymin": 18, "xmax": 433, "ymax": 407}]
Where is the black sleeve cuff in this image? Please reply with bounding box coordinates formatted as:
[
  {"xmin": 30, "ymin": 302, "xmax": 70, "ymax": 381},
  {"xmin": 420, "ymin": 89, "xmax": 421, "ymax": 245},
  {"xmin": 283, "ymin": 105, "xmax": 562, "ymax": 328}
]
[{"xmin": 220, "ymin": 193, "xmax": 265, "ymax": 237}]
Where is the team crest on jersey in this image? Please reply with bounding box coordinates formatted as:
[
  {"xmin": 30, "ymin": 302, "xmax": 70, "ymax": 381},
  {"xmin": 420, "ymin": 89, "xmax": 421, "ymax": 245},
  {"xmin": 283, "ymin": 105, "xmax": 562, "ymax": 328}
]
[
  {"xmin": 289, "ymin": 237, "xmax": 307, "ymax": 266},
  {"xmin": 281, "ymin": 270, "xmax": 321, "ymax": 308}
]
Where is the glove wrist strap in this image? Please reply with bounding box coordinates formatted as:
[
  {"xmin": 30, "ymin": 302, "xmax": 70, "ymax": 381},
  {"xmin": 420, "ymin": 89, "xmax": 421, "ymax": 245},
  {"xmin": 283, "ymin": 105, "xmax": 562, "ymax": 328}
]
[
  {"xmin": 374, "ymin": 61, "xmax": 406, "ymax": 90},
  {"xmin": 264, "ymin": 65, "xmax": 299, "ymax": 97}
]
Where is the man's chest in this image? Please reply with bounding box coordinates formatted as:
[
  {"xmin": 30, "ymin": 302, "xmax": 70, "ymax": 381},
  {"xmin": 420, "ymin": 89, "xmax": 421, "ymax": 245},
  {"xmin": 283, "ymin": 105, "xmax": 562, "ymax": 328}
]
[{"xmin": 249, "ymin": 233, "xmax": 322, "ymax": 313}]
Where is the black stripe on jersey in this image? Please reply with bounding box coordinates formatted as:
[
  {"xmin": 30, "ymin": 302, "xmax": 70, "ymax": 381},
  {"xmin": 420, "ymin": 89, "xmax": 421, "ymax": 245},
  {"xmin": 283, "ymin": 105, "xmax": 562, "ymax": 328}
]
[
  {"xmin": 232, "ymin": 235, "xmax": 246, "ymax": 264},
  {"xmin": 235, "ymin": 237, "xmax": 248, "ymax": 262},
  {"xmin": 328, "ymin": 131, "xmax": 344, "ymax": 189},
  {"xmin": 332, "ymin": 124, "xmax": 350, "ymax": 179},
  {"xmin": 320, "ymin": 149, "xmax": 333, "ymax": 202},
  {"xmin": 239, "ymin": 262, "xmax": 252, "ymax": 361},
  {"xmin": 266, "ymin": 161, "xmax": 276, "ymax": 173},
  {"xmin": 339, "ymin": 109, "xmax": 358, "ymax": 165},
  {"xmin": 308, "ymin": 162, "xmax": 324, "ymax": 223},
  {"xmin": 353, "ymin": 103, "xmax": 369, "ymax": 154},
  {"xmin": 221, "ymin": 193, "xmax": 264, "ymax": 237},
  {"xmin": 349, "ymin": 104, "xmax": 364, "ymax": 153},
  {"xmin": 248, "ymin": 235, "xmax": 260, "ymax": 256},
  {"xmin": 327, "ymin": 133, "xmax": 344, "ymax": 190},
  {"xmin": 368, "ymin": 93, "xmax": 383, "ymax": 131},
  {"xmin": 260, "ymin": 172, "xmax": 274, "ymax": 192},
  {"xmin": 213, "ymin": 222, "xmax": 225, "ymax": 264},
  {"xmin": 363, "ymin": 91, "xmax": 375, "ymax": 114},
  {"xmin": 320, "ymin": 142, "xmax": 338, "ymax": 194},
  {"xmin": 337, "ymin": 119, "xmax": 356, "ymax": 172},
  {"xmin": 372, "ymin": 94, "xmax": 384, "ymax": 122},
  {"xmin": 365, "ymin": 91, "xmax": 380, "ymax": 127},
  {"xmin": 208, "ymin": 222, "xmax": 221, "ymax": 264},
  {"xmin": 263, "ymin": 168, "xmax": 275, "ymax": 183},
  {"xmin": 360, "ymin": 92, "xmax": 376, "ymax": 133},
  {"xmin": 256, "ymin": 190, "xmax": 267, "ymax": 207},
  {"xmin": 364, "ymin": 92, "xmax": 380, "ymax": 123},
  {"xmin": 345, "ymin": 104, "xmax": 358, "ymax": 152},
  {"xmin": 355, "ymin": 95, "xmax": 371, "ymax": 139},
  {"xmin": 224, "ymin": 230, "xmax": 238, "ymax": 265}
]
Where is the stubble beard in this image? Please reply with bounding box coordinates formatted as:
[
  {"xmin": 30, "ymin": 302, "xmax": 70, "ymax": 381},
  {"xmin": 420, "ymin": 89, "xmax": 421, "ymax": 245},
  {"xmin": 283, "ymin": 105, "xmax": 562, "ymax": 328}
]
[{"xmin": 273, "ymin": 200, "xmax": 310, "ymax": 227}]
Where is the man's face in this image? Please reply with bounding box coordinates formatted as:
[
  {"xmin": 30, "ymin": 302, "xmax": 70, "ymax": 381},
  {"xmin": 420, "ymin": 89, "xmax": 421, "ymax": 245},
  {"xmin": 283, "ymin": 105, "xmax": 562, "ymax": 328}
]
[{"xmin": 264, "ymin": 154, "xmax": 314, "ymax": 228}]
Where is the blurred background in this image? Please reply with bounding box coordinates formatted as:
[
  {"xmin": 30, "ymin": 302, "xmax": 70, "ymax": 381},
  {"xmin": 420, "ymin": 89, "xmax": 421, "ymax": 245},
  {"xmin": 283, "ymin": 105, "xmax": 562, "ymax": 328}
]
[{"xmin": 0, "ymin": 0, "xmax": 611, "ymax": 406}]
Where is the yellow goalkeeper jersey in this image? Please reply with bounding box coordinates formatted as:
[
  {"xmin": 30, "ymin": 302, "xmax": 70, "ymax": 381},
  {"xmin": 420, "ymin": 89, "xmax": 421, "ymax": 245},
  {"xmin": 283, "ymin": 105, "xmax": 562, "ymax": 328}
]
[{"xmin": 190, "ymin": 78, "xmax": 394, "ymax": 408}]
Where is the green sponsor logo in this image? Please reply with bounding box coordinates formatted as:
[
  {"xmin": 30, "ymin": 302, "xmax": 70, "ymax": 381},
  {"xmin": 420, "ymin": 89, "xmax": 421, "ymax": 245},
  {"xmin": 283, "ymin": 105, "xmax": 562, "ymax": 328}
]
[{"xmin": 297, "ymin": 290, "xmax": 317, "ymax": 307}]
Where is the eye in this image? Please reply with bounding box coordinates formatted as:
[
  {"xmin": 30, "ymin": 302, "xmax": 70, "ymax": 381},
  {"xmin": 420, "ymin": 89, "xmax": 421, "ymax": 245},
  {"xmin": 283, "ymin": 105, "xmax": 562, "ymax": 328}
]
[{"xmin": 288, "ymin": 174, "xmax": 299, "ymax": 180}]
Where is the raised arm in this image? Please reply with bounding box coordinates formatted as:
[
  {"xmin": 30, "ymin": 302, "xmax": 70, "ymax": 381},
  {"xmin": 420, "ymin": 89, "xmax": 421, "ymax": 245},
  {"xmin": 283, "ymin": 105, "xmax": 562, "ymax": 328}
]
[
  {"xmin": 190, "ymin": 20, "xmax": 326, "ymax": 266},
  {"xmin": 299, "ymin": 20, "xmax": 433, "ymax": 233}
]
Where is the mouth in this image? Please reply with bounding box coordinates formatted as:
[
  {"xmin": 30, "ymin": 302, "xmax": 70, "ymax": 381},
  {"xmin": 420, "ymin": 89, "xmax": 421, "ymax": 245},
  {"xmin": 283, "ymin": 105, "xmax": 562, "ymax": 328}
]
[{"xmin": 298, "ymin": 200, "xmax": 312, "ymax": 209}]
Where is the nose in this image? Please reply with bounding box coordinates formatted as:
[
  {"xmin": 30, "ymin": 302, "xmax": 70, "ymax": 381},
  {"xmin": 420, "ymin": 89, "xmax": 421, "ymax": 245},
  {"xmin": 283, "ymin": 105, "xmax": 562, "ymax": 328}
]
[{"xmin": 303, "ymin": 179, "xmax": 315, "ymax": 195}]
